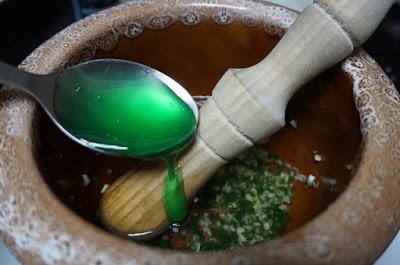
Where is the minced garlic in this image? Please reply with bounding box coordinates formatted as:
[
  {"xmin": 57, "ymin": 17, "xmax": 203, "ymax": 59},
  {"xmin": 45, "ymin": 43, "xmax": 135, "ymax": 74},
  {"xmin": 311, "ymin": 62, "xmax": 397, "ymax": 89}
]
[
  {"xmin": 289, "ymin": 119, "xmax": 298, "ymax": 128},
  {"xmin": 313, "ymin": 154, "xmax": 322, "ymax": 162},
  {"xmin": 82, "ymin": 174, "xmax": 91, "ymax": 187},
  {"xmin": 100, "ymin": 184, "xmax": 110, "ymax": 194}
]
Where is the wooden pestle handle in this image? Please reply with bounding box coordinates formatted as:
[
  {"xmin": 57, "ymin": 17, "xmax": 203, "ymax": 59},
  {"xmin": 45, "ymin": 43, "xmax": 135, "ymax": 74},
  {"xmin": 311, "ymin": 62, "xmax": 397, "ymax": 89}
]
[
  {"xmin": 100, "ymin": 0, "xmax": 396, "ymax": 236},
  {"xmin": 100, "ymin": 135, "xmax": 226, "ymax": 236}
]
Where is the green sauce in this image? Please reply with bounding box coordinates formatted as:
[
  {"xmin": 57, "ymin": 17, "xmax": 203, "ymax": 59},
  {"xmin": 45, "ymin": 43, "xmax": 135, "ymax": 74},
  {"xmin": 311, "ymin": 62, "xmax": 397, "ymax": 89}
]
[{"xmin": 54, "ymin": 61, "xmax": 197, "ymax": 228}]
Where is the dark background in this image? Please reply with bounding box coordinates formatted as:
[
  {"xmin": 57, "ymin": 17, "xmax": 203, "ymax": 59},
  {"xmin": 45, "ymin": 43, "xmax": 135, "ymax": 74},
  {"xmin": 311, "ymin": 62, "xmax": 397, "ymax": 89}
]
[{"xmin": 0, "ymin": 0, "xmax": 399, "ymax": 89}]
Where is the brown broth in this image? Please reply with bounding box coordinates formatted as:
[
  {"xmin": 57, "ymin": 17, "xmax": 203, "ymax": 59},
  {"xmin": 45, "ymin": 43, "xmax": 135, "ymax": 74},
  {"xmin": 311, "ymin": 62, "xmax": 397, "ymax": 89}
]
[{"xmin": 36, "ymin": 20, "xmax": 361, "ymax": 237}]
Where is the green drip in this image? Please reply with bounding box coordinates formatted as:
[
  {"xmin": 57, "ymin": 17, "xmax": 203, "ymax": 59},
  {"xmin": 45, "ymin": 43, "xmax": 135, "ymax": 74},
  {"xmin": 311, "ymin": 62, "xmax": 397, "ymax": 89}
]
[
  {"xmin": 54, "ymin": 61, "xmax": 196, "ymax": 230},
  {"xmin": 163, "ymin": 155, "xmax": 187, "ymax": 225}
]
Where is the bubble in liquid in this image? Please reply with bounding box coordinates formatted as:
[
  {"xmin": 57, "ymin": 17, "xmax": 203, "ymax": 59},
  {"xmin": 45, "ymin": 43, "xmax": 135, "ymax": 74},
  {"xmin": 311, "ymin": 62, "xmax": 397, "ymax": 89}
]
[{"xmin": 170, "ymin": 222, "xmax": 183, "ymax": 233}]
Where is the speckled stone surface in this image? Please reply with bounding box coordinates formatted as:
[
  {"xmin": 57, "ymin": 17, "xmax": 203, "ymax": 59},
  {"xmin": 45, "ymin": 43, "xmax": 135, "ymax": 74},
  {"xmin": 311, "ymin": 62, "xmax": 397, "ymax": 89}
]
[{"xmin": 0, "ymin": 1, "xmax": 399, "ymax": 264}]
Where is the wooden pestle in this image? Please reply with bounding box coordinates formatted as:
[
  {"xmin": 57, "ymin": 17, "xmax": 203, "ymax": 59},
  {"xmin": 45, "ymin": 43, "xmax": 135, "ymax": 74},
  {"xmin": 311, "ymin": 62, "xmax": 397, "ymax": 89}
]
[{"xmin": 100, "ymin": 0, "xmax": 396, "ymax": 237}]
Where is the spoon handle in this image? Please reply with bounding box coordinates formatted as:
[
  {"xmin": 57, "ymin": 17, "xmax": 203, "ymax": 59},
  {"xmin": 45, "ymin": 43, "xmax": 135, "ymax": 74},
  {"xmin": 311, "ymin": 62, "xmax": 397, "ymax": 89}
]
[
  {"xmin": 0, "ymin": 61, "xmax": 58, "ymax": 112},
  {"xmin": 101, "ymin": 0, "xmax": 396, "ymax": 237},
  {"xmin": 0, "ymin": 61, "xmax": 35, "ymax": 90}
]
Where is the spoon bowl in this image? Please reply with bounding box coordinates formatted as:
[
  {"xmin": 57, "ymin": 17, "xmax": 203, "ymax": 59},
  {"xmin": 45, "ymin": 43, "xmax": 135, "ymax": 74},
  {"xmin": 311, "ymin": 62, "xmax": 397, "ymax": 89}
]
[{"xmin": 0, "ymin": 59, "xmax": 199, "ymax": 158}]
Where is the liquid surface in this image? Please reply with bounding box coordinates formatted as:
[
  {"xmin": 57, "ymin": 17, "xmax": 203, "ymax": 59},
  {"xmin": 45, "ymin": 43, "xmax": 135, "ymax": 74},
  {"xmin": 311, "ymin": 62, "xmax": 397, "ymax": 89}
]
[
  {"xmin": 37, "ymin": 20, "xmax": 361, "ymax": 249},
  {"xmin": 54, "ymin": 61, "xmax": 197, "ymax": 158}
]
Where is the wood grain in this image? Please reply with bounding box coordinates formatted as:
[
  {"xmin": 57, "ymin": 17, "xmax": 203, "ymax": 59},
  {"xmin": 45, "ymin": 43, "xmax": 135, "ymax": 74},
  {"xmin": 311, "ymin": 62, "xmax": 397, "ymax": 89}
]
[{"xmin": 100, "ymin": 136, "xmax": 225, "ymax": 234}]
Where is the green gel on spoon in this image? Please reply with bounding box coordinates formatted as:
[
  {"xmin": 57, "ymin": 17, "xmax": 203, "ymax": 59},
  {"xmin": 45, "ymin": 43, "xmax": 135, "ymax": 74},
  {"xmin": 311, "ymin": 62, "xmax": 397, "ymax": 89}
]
[
  {"xmin": 54, "ymin": 59, "xmax": 198, "ymax": 234},
  {"xmin": 54, "ymin": 60, "xmax": 197, "ymax": 159}
]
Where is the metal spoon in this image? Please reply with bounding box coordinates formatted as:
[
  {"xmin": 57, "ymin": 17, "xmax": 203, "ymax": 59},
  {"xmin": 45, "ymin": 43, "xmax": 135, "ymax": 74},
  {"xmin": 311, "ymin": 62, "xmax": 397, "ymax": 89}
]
[{"xmin": 0, "ymin": 59, "xmax": 199, "ymax": 158}]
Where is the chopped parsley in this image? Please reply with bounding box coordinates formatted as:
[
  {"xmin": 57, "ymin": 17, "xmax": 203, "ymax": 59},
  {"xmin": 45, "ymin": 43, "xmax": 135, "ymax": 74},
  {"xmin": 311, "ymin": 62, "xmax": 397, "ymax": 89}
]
[{"xmin": 152, "ymin": 147, "xmax": 297, "ymax": 251}]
